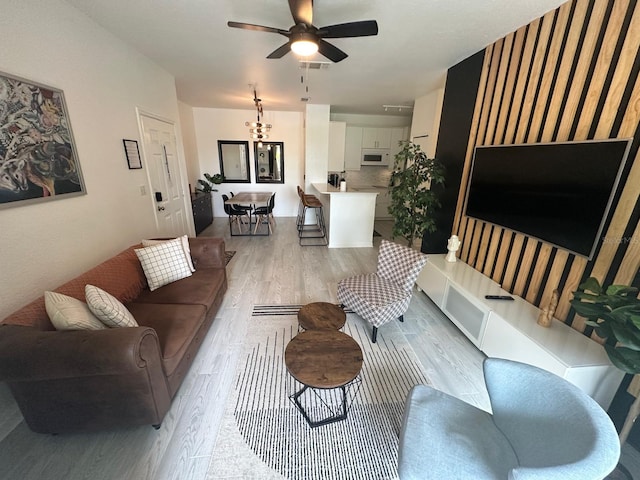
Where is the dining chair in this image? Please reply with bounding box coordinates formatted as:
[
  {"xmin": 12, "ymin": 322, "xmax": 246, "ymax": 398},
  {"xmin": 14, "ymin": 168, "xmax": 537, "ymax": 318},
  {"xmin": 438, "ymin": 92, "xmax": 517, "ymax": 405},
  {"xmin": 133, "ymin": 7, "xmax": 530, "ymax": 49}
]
[
  {"xmin": 221, "ymin": 194, "xmax": 249, "ymax": 235},
  {"xmin": 230, "ymin": 191, "xmax": 252, "ymax": 216},
  {"xmin": 253, "ymin": 193, "xmax": 276, "ymax": 234}
]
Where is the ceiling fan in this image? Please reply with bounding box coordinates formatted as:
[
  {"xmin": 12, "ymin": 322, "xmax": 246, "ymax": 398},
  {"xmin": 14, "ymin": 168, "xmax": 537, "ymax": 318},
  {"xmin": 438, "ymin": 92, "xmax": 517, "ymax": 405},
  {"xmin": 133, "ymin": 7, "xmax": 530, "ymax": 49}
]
[{"xmin": 227, "ymin": 0, "xmax": 378, "ymax": 63}]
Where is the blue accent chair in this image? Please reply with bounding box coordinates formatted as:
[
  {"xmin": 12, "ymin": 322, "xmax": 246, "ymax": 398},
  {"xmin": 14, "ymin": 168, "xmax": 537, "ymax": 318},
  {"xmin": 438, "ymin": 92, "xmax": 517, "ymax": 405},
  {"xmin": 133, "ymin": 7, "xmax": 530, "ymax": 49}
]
[{"xmin": 398, "ymin": 358, "xmax": 620, "ymax": 479}]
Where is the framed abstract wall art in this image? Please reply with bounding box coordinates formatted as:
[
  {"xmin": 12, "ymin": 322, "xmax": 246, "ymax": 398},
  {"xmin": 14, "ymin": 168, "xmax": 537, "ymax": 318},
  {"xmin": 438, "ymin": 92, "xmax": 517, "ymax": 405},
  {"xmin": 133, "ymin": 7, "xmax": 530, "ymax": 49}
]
[{"xmin": 0, "ymin": 71, "xmax": 85, "ymax": 209}]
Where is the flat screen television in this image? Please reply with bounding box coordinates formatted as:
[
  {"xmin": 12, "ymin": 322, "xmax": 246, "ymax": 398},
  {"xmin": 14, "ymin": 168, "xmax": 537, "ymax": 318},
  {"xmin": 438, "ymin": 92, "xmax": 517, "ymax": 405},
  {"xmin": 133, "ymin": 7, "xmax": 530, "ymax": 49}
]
[{"xmin": 464, "ymin": 139, "xmax": 632, "ymax": 260}]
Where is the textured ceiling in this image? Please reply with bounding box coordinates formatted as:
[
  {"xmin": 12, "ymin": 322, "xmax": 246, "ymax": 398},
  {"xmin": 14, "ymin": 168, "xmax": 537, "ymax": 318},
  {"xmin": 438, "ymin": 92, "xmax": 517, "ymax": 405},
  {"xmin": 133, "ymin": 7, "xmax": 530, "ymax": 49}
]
[{"xmin": 64, "ymin": 0, "xmax": 566, "ymax": 115}]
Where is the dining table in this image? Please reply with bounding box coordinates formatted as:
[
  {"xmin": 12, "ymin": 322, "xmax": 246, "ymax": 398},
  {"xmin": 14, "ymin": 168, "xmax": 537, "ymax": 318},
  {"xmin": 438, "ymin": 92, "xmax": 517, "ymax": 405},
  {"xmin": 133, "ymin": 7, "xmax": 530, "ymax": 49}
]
[{"xmin": 223, "ymin": 191, "xmax": 273, "ymax": 236}]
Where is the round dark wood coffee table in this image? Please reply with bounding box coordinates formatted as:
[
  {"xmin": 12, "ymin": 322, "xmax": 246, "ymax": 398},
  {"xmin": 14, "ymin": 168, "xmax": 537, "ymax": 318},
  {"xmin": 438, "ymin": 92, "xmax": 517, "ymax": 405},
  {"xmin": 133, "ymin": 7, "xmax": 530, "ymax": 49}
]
[
  {"xmin": 297, "ymin": 302, "xmax": 346, "ymax": 330},
  {"xmin": 285, "ymin": 330, "xmax": 363, "ymax": 427}
]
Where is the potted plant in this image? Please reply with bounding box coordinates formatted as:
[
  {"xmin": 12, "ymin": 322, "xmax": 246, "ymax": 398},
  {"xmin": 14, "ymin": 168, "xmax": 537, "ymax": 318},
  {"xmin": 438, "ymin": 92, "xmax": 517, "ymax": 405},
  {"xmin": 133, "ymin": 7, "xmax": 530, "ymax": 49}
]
[
  {"xmin": 571, "ymin": 277, "xmax": 640, "ymax": 444},
  {"xmin": 196, "ymin": 173, "xmax": 223, "ymax": 193},
  {"xmin": 388, "ymin": 141, "xmax": 445, "ymax": 248}
]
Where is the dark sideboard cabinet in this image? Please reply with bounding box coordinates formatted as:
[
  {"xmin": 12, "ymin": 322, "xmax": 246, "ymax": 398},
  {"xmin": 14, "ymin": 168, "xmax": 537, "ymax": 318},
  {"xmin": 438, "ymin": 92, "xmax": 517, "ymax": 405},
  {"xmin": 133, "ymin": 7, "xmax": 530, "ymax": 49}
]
[{"xmin": 191, "ymin": 192, "xmax": 213, "ymax": 235}]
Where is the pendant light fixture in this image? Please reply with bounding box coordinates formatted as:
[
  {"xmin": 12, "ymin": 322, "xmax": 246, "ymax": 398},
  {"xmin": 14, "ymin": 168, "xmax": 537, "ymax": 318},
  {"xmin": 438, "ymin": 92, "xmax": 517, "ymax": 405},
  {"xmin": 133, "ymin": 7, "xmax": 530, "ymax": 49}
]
[{"xmin": 246, "ymin": 87, "xmax": 271, "ymax": 147}]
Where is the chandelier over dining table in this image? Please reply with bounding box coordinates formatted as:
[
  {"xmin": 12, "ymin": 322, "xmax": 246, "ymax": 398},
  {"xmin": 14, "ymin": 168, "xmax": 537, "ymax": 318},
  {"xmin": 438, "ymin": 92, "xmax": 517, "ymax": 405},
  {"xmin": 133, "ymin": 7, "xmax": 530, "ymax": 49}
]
[{"xmin": 246, "ymin": 87, "xmax": 271, "ymax": 147}]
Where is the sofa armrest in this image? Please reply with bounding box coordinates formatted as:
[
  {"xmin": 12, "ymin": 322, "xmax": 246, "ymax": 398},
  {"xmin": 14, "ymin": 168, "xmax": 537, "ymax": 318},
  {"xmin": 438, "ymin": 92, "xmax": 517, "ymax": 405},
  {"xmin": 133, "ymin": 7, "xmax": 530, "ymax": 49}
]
[
  {"xmin": 0, "ymin": 324, "xmax": 163, "ymax": 382},
  {"xmin": 188, "ymin": 237, "xmax": 225, "ymax": 269}
]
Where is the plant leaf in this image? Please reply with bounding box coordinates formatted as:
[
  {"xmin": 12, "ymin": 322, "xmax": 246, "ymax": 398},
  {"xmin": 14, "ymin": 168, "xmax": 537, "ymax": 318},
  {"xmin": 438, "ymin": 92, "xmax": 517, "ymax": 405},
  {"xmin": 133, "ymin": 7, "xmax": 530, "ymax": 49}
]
[
  {"xmin": 606, "ymin": 285, "xmax": 640, "ymax": 296},
  {"xmin": 570, "ymin": 299, "xmax": 609, "ymax": 318},
  {"xmin": 610, "ymin": 324, "xmax": 640, "ymax": 351},
  {"xmin": 604, "ymin": 345, "xmax": 640, "ymax": 374},
  {"xmin": 579, "ymin": 277, "xmax": 602, "ymax": 295}
]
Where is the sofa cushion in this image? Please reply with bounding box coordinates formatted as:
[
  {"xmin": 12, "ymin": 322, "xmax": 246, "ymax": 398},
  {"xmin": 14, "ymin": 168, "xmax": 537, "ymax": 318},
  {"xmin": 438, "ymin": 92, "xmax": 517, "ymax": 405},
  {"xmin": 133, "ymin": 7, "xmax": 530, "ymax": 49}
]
[
  {"xmin": 126, "ymin": 302, "xmax": 207, "ymax": 376},
  {"xmin": 86, "ymin": 285, "xmax": 138, "ymax": 328},
  {"xmin": 135, "ymin": 238, "xmax": 192, "ymax": 291},
  {"xmin": 142, "ymin": 235, "xmax": 195, "ymax": 272},
  {"xmin": 44, "ymin": 291, "xmax": 106, "ymax": 331},
  {"xmin": 134, "ymin": 268, "xmax": 225, "ymax": 309}
]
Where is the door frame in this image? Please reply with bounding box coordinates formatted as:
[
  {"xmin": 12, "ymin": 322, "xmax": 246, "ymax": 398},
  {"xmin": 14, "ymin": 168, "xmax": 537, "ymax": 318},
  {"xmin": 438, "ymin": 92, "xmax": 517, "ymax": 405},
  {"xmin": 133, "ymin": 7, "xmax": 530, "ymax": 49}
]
[{"xmin": 135, "ymin": 108, "xmax": 195, "ymax": 236}]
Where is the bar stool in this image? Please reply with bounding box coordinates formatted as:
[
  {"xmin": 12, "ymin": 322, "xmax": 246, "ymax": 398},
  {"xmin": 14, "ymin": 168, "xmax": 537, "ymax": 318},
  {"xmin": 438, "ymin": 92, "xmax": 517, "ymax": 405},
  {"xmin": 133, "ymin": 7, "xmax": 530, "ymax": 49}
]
[
  {"xmin": 296, "ymin": 186, "xmax": 319, "ymax": 229},
  {"xmin": 297, "ymin": 186, "xmax": 327, "ymax": 246}
]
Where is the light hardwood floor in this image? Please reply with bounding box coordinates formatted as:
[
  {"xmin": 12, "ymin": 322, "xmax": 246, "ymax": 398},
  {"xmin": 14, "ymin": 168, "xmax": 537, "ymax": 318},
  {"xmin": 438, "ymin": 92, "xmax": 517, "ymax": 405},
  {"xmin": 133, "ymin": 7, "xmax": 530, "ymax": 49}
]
[{"xmin": 0, "ymin": 217, "xmax": 635, "ymax": 479}]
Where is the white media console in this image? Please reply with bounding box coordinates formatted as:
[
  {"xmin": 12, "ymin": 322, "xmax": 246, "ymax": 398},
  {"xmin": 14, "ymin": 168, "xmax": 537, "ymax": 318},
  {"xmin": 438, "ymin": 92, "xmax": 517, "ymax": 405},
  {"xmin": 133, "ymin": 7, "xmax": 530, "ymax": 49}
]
[{"xmin": 416, "ymin": 254, "xmax": 624, "ymax": 409}]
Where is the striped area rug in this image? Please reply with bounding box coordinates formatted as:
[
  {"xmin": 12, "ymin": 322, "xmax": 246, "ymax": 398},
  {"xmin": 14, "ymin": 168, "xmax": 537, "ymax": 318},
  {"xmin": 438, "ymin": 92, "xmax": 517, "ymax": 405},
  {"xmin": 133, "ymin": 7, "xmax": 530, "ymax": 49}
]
[{"xmin": 209, "ymin": 305, "xmax": 431, "ymax": 480}]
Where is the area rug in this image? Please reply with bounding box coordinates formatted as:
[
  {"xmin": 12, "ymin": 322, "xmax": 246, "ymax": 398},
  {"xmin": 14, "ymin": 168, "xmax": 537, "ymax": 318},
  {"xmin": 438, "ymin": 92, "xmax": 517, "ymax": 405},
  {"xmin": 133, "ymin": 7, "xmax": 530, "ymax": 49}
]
[
  {"xmin": 208, "ymin": 305, "xmax": 431, "ymax": 480},
  {"xmin": 224, "ymin": 250, "xmax": 236, "ymax": 265}
]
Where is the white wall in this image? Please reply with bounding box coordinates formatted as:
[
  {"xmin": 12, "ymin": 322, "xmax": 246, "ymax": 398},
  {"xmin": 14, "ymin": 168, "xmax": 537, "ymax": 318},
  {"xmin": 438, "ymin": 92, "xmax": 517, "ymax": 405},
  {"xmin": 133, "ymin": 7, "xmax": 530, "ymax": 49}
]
[
  {"xmin": 305, "ymin": 104, "xmax": 330, "ymax": 189},
  {"xmin": 191, "ymin": 108, "xmax": 304, "ymax": 217},
  {"xmin": 178, "ymin": 101, "xmax": 201, "ymax": 191},
  {"xmin": 410, "ymin": 89, "xmax": 445, "ymax": 158},
  {"xmin": 0, "ymin": 0, "xmax": 186, "ymax": 319}
]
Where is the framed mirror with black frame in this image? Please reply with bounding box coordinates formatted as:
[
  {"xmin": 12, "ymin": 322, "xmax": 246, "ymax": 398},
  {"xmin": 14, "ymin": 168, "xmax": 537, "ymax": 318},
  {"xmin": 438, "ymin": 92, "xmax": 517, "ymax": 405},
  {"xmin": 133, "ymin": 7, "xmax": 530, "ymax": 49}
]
[
  {"xmin": 254, "ymin": 141, "xmax": 284, "ymax": 184},
  {"xmin": 218, "ymin": 140, "xmax": 250, "ymax": 183}
]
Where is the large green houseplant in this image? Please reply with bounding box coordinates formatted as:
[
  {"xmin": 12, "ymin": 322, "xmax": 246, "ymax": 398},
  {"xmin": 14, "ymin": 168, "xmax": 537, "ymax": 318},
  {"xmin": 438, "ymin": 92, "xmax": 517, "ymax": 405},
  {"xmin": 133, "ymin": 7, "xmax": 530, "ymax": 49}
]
[
  {"xmin": 388, "ymin": 141, "xmax": 445, "ymax": 248},
  {"xmin": 571, "ymin": 277, "xmax": 640, "ymax": 443}
]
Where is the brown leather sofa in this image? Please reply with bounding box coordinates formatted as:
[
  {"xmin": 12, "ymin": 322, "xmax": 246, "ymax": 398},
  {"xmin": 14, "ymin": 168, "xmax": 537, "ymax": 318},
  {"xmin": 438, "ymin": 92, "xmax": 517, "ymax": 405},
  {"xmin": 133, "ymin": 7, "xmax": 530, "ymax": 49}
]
[{"xmin": 0, "ymin": 237, "xmax": 227, "ymax": 434}]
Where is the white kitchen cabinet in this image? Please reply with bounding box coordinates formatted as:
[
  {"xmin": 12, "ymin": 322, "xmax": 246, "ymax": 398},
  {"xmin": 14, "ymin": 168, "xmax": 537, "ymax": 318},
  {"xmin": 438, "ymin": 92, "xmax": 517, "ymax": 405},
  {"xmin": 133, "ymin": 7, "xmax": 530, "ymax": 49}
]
[
  {"xmin": 328, "ymin": 121, "xmax": 346, "ymax": 172},
  {"xmin": 416, "ymin": 254, "xmax": 624, "ymax": 409},
  {"xmin": 344, "ymin": 126, "xmax": 363, "ymax": 171},
  {"xmin": 362, "ymin": 127, "xmax": 392, "ymax": 149},
  {"xmin": 390, "ymin": 126, "xmax": 409, "ymax": 163}
]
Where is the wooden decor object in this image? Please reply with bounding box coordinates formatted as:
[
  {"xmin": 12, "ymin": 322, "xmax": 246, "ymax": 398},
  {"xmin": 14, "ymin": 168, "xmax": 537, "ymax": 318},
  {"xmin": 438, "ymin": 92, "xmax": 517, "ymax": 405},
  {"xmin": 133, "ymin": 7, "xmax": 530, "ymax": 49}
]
[{"xmin": 537, "ymin": 289, "xmax": 559, "ymax": 328}]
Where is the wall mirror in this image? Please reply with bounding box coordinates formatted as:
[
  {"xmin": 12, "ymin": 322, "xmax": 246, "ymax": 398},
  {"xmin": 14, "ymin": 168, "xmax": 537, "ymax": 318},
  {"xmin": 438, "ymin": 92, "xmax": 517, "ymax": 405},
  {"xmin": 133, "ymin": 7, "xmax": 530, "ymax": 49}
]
[
  {"xmin": 218, "ymin": 140, "xmax": 250, "ymax": 183},
  {"xmin": 254, "ymin": 141, "xmax": 284, "ymax": 184}
]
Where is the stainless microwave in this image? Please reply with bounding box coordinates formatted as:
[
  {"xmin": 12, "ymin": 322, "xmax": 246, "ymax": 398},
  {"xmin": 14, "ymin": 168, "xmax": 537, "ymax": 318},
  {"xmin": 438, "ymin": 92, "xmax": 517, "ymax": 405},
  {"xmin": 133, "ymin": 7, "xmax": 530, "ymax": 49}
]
[{"xmin": 361, "ymin": 148, "xmax": 390, "ymax": 166}]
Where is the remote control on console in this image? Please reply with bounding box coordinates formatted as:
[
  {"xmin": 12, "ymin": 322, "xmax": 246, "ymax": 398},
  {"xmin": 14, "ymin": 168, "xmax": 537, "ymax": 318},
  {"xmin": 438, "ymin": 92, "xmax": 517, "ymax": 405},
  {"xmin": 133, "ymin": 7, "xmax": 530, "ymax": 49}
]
[{"xmin": 484, "ymin": 295, "xmax": 514, "ymax": 300}]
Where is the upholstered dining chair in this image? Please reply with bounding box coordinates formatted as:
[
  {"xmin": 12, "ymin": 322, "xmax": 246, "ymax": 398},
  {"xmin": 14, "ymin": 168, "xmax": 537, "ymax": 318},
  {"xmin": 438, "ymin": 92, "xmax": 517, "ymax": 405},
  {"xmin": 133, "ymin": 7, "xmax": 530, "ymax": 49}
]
[
  {"xmin": 398, "ymin": 358, "xmax": 621, "ymax": 480},
  {"xmin": 337, "ymin": 239, "xmax": 428, "ymax": 342}
]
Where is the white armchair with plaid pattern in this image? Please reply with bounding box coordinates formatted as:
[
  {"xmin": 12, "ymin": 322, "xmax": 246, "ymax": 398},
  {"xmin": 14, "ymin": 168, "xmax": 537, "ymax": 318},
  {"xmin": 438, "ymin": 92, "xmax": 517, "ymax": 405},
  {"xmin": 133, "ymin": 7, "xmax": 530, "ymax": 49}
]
[{"xmin": 337, "ymin": 240, "xmax": 428, "ymax": 342}]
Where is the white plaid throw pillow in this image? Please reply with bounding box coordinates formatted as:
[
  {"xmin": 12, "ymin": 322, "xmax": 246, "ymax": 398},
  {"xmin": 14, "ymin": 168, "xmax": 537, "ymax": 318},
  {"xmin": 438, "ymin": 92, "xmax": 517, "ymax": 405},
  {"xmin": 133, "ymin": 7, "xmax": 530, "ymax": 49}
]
[{"xmin": 135, "ymin": 237, "xmax": 192, "ymax": 291}]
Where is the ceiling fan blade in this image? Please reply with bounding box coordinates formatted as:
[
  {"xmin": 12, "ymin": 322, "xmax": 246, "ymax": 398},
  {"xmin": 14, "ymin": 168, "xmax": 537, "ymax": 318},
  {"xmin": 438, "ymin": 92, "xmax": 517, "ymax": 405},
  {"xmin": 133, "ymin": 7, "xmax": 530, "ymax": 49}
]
[
  {"xmin": 320, "ymin": 20, "xmax": 379, "ymax": 38},
  {"xmin": 227, "ymin": 21, "xmax": 288, "ymax": 35},
  {"xmin": 267, "ymin": 42, "xmax": 292, "ymax": 59},
  {"xmin": 318, "ymin": 39, "xmax": 348, "ymax": 63},
  {"xmin": 288, "ymin": 0, "xmax": 313, "ymax": 26}
]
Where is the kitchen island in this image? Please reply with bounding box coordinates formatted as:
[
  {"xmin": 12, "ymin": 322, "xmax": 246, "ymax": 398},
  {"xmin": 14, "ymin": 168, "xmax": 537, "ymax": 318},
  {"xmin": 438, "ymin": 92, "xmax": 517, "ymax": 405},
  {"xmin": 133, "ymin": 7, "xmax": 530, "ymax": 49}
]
[{"xmin": 311, "ymin": 183, "xmax": 378, "ymax": 248}]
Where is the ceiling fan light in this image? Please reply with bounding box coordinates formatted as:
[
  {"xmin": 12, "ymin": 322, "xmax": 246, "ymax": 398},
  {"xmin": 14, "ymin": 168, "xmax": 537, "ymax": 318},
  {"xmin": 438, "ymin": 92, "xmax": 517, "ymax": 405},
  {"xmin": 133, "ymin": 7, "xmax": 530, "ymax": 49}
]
[{"xmin": 291, "ymin": 34, "xmax": 318, "ymax": 56}]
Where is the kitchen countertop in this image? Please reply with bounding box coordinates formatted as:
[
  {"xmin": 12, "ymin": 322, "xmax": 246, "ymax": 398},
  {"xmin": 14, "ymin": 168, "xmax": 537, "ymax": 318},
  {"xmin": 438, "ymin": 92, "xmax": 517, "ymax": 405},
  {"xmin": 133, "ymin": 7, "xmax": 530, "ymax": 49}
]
[{"xmin": 311, "ymin": 182, "xmax": 381, "ymax": 195}]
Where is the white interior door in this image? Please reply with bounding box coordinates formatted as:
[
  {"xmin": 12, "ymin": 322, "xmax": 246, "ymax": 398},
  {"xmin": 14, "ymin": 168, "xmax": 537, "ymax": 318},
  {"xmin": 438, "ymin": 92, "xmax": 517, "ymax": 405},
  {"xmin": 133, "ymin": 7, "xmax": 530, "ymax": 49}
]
[{"xmin": 140, "ymin": 114, "xmax": 188, "ymax": 237}]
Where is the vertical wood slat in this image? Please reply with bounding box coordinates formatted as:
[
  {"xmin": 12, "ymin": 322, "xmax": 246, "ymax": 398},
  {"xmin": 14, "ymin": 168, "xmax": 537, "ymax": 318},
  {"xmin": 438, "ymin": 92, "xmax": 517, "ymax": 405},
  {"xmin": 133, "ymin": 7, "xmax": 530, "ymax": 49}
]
[
  {"xmin": 501, "ymin": 234, "xmax": 526, "ymax": 292},
  {"xmin": 540, "ymin": 0, "xmax": 591, "ymax": 142},
  {"xmin": 574, "ymin": 0, "xmax": 631, "ymax": 140},
  {"xmin": 504, "ymin": 19, "xmax": 542, "ymax": 144},
  {"xmin": 556, "ymin": 0, "xmax": 611, "ymax": 140},
  {"xmin": 451, "ymin": 0, "xmax": 640, "ymax": 336},
  {"xmin": 513, "ymin": 14, "xmax": 555, "ymax": 144},
  {"xmin": 525, "ymin": 2, "xmax": 573, "ymax": 143},
  {"xmin": 493, "ymin": 229, "xmax": 514, "ymax": 286},
  {"xmin": 524, "ymin": 244, "xmax": 553, "ymax": 303},
  {"xmin": 484, "ymin": 35, "xmax": 514, "ymax": 145}
]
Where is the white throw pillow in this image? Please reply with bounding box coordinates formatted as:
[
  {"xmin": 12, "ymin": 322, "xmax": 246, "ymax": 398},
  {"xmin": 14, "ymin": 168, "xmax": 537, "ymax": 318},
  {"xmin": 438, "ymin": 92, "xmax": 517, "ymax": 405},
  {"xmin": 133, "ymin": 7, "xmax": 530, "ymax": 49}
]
[
  {"xmin": 135, "ymin": 237, "xmax": 193, "ymax": 291},
  {"xmin": 142, "ymin": 235, "xmax": 195, "ymax": 272},
  {"xmin": 85, "ymin": 285, "xmax": 138, "ymax": 328},
  {"xmin": 44, "ymin": 291, "xmax": 106, "ymax": 331}
]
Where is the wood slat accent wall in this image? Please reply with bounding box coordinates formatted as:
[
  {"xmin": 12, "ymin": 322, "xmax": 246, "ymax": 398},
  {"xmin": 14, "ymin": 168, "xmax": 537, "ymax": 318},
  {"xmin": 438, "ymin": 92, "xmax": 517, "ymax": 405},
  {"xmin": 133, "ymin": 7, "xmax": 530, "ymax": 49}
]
[{"xmin": 453, "ymin": 0, "xmax": 640, "ymax": 338}]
